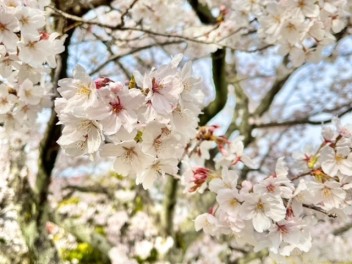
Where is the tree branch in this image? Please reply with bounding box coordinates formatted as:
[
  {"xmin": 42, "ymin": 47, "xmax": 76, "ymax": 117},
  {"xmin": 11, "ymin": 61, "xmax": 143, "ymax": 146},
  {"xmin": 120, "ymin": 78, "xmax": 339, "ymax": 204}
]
[
  {"xmin": 162, "ymin": 177, "xmax": 179, "ymax": 236},
  {"xmin": 89, "ymin": 41, "xmax": 182, "ymax": 75},
  {"xmin": 48, "ymin": 6, "xmax": 239, "ymax": 50},
  {"xmin": 187, "ymin": 0, "xmax": 217, "ymax": 24},
  {"xmin": 253, "ymin": 74, "xmax": 291, "ymax": 117},
  {"xmin": 199, "ymin": 48, "xmax": 228, "ymax": 125},
  {"xmin": 187, "ymin": 0, "xmax": 228, "ymax": 126},
  {"xmin": 63, "ymin": 184, "xmax": 114, "ymax": 199},
  {"xmin": 119, "ymin": 0, "xmax": 139, "ymax": 27},
  {"xmin": 302, "ymin": 204, "xmax": 337, "ymax": 218},
  {"xmin": 254, "ymin": 106, "xmax": 352, "ymax": 128},
  {"xmin": 333, "ymin": 222, "xmax": 352, "ymax": 235}
]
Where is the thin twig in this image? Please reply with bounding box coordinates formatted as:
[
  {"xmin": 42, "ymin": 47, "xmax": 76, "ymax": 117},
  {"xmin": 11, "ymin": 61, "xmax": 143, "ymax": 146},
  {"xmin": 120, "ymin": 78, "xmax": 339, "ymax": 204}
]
[
  {"xmin": 303, "ymin": 204, "xmax": 337, "ymax": 218},
  {"xmin": 89, "ymin": 41, "xmax": 181, "ymax": 75}
]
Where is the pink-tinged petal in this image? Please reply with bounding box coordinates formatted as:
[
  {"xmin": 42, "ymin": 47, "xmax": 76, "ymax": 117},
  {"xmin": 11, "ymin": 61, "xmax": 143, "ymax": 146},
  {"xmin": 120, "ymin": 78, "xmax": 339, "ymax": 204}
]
[
  {"xmin": 253, "ymin": 212, "xmax": 271, "ymax": 232},
  {"xmin": 101, "ymin": 115, "xmax": 122, "ymax": 135},
  {"xmin": 321, "ymin": 160, "xmax": 338, "ymax": 176},
  {"xmin": 151, "ymin": 93, "xmax": 174, "ymax": 114},
  {"xmin": 119, "ymin": 110, "xmax": 137, "ymax": 132}
]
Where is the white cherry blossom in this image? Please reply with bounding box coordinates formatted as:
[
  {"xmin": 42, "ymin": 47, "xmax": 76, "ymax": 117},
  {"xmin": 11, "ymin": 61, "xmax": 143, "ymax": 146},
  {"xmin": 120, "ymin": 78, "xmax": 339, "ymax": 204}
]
[
  {"xmin": 0, "ymin": 11, "xmax": 19, "ymax": 51},
  {"xmin": 240, "ymin": 193, "xmax": 286, "ymax": 233},
  {"xmin": 194, "ymin": 213, "xmax": 219, "ymax": 235},
  {"xmin": 0, "ymin": 86, "xmax": 17, "ymax": 114},
  {"xmin": 209, "ymin": 167, "xmax": 239, "ymax": 193},
  {"xmin": 17, "ymin": 79, "xmax": 44, "ymax": 105},
  {"xmin": 320, "ymin": 146, "xmax": 352, "ymax": 176},
  {"xmin": 57, "ymin": 65, "xmax": 98, "ymax": 113},
  {"xmin": 101, "ymin": 140, "xmax": 153, "ymax": 177}
]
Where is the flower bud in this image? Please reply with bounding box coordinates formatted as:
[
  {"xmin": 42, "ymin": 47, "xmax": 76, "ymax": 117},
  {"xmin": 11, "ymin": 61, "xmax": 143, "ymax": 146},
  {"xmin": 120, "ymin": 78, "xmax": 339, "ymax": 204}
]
[
  {"xmin": 95, "ymin": 77, "xmax": 112, "ymax": 89},
  {"xmin": 189, "ymin": 167, "xmax": 210, "ymax": 192}
]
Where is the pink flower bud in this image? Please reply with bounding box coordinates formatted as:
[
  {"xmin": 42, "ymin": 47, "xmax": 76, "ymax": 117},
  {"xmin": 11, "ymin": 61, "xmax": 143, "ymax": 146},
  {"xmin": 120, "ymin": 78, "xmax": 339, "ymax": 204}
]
[
  {"xmin": 208, "ymin": 206, "xmax": 217, "ymax": 215},
  {"xmin": 189, "ymin": 167, "xmax": 210, "ymax": 192},
  {"xmin": 216, "ymin": 135, "xmax": 230, "ymax": 155},
  {"xmin": 40, "ymin": 31, "xmax": 49, "ymax": 40},
  {"xmin": 193, "ymin": 167, "xmax": 210, "ymax": 185},
  {"xmin": 208, "ymin": 124, "xmax": 220, "ymax": 133},
  {"xmin": 95, "ymin": 77, "xmax": 112, "ymax": 89}
]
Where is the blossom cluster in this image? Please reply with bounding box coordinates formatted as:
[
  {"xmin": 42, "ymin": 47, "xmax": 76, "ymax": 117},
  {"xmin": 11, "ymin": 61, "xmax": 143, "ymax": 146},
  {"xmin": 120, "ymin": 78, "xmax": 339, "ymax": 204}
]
[
  {"xmin": 55, "ymin": 55, "xmax": 205, "ymax": 189},
  {"xmin": 192, "ymin": 118, "xmax": 352, "ymax": 257},
  {"xmin": 258, "ymin": 0, "xmax": 350, "ymax": 66},
  {"xmin": 75, "ymin": 0, "xmax": 351, "ymax": 70},
  {"xmin": 0, "ymin": 0, "xmax": 65, "ymax": 144},
  {"xmin": 0, "ymin": 2, "xmax": 64, "ymax": 261},
  {"xmin": 186, "ymin": 0, "xmax": 351, "ymax": 64}
]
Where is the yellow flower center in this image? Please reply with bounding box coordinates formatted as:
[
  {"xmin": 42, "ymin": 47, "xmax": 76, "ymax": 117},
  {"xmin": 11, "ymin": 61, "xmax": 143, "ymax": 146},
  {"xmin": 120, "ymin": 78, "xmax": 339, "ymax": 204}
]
[
  {"xmin": 335, "ymin": 155, "xmax": 344, "ymax": 164},
  {"xmin": 230, "ymin": 199, "xmax": 239, "ymax": 207},
  {"xmin": 77, "ymin": 85, "xmax": 91, "ymax": 96},
  {"xmin": 322, "ymin": 187, "xmax": 332, "ymax": 198},
  {"xmin": 256, "ymin": 200, "xmax": 264, "ymax": 211}
]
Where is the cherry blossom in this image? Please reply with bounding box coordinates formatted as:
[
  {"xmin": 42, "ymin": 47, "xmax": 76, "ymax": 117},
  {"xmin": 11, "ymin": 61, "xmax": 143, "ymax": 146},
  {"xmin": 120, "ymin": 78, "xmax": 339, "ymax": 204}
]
[
  {"xmin": 194, "ymin": 213, "xmax": 219, "ymax": 235},
  {"xmin": 320, "ymin": 145, "xmax": 352, "ymax": 176},
  {"xmin": 0, "ymin": 12, "xmax": 19, "ymax": 51}
]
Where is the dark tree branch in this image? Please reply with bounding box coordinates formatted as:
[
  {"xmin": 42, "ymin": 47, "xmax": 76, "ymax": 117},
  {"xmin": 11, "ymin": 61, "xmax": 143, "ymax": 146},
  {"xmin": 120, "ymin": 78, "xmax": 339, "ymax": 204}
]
[
  {"xmin": 187, "ymin": 0, "xmax": 217, "ymax": 24},
  {"xmin": 54, "ymin": 0, "xmax": 112, "ymax": 16},
  {"xmin": 119, "ymin": 0, "xmax": 139, "ymax": 27},
  {"xmin": 253, "ymin": 74, "xmax": 291, "ymax": 117},
  {"xmin": 255, "ymin": 106, "xmax": 352, "ymax": 128},
  {"xmin": 64, "ymin": 184, "xmax": 114, "ymax": 199},
  {"xmin": 333, "ymin": 222, "xmax": 352, "ymax": 235},
  {"xmin": 162, "ymin": 177, "xmax": 179, "ymax": 236},
  {"xmin": 188, "ymin": 0, "xmax": 229, "ymax": 126},
  {"xmin": 199, "ymin": 48, "xmax": 228, "ymax": 125},
  {"xmin": 302, "ymin": 204, "xmax": 337, "ymax": 218}
]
